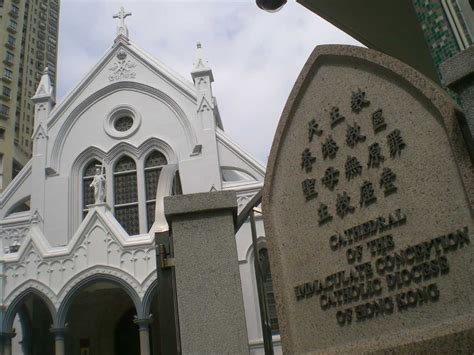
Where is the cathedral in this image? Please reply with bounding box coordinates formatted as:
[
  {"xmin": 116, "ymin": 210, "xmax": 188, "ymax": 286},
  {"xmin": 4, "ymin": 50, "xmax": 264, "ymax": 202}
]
[{"xmin": 0, "ymin": 9, "xmax": 280, "ymax": 355}]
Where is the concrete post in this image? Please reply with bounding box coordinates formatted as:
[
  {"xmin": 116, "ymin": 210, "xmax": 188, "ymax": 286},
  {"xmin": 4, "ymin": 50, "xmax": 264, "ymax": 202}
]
[
  {"xmin": 440, "ymin": 46, "xmax": 474, "ymax": 157},
  {"xmin": 134, "ymin": 318, "xmax": 152, "ymax": 355},
  {"xmin": 164, "ymin": 191, "xmax": 249, "ymax": 354},
  {"xmin": 50, "ymin": 327, "xmax": 66, "ymax": 355}
]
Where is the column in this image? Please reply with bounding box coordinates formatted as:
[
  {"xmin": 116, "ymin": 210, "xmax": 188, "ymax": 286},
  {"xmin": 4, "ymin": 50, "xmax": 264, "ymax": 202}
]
[
  {"xmin": 50, "ymin": 327, "xmax": 66, "ymax": 355},
  {"xmin": 134, "ymin": 317, "xmax": 153, "ymax": 355},
  {"xmin": 1, "ymin": 332, "xmax": 15, "ymax": 355},
  {"xmin": 164, "ymin": 191, "xmax": 249, "ymax": 354}
]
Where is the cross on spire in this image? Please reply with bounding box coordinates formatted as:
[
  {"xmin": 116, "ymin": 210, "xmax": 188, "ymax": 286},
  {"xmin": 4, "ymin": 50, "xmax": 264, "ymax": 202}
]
[{"xmin": 113, "ymin": 6, "xmax": 132, "ymax": 39}]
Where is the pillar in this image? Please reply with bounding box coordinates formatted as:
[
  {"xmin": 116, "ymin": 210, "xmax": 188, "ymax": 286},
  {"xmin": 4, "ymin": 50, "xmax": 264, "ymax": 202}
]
[
  {"xmin": 134, "ymin": 318, "xmax": 153, "ymax": 355},
  {"xmin": 1, "ymin": 332, "xmax": 15, "ymax": 355},
  {"xmin": 50, "ymin": 327, "xmax": 66, "ymax": 355},
  {"xmin": 164, "ymin": 191, "xmax": 249, "ymax": 354}
]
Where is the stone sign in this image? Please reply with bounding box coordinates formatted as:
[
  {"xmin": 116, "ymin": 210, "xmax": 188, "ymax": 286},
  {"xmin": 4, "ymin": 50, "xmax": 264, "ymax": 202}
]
[{"xmin": 263, "ymin": 45, "xmax": 474, "ymax": 353}]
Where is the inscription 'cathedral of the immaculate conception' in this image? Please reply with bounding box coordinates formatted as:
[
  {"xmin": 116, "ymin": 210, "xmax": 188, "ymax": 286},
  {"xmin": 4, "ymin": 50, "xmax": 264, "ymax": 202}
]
[{"xmin": 294, "ymin": 89, "xmax": 470, "ymax": 325}]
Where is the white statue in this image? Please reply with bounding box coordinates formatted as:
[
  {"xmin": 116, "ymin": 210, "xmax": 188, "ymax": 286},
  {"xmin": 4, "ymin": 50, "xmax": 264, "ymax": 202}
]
[{"xmin": 90, "ymin": 165, "xmax": 106, "ymax": 204}]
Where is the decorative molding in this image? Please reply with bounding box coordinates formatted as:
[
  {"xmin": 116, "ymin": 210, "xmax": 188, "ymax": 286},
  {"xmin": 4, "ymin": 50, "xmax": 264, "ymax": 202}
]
[
  {"xmin": 216, "ymin": 129, "xmax": 265, "ymax": 179},
  {"xmin": 103, "ymin": 104, "xmax": 142, "ymax": 139},
  {"xmin": 47, "ymin": 41, "xmax": 196, "ymax": 130},
  {"xmin": 68, "ymin": 138, "xmax": 177, "ymax": 238},
  {"xmin": 32, "ymin": 125, "xmax": 48, "ymax": 141},
  {"xmin": 30, "ymin": 209, "xmax": 43, "ymax": 225},
  {"xmin": 56, "ymin": 265, "xmax": 143, "ymax": 325},
  {"xmin": 3, "ymin": 281, "xmax": 58, "ymax": 332},
  {"xmin": 108, "ymin": 50, "xmax": 137, "ymax": 82},
  {"xmin": 49, "ymin": 81, "xmax": 197, "ymax": 174},
  {"xmin": 197, "ymin": 96, "xmax": 212, "ymax": 113},
  {"xmin": 0, "ymin": 161, "xmax": 32, "ymax": 212}
]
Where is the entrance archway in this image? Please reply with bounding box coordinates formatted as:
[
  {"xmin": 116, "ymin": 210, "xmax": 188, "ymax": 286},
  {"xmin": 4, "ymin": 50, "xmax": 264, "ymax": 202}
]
[
  {"xmin": 63, "ymin": 280, "xmax": 140, "ymax": 355},
  {"xmin": 3, "ymin": 290, "xmax": 55, "ymax": 355}
]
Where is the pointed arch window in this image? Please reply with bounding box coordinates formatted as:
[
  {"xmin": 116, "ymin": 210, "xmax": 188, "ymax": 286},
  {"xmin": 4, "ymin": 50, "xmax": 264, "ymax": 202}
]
[
  {"xmin": 114, "ymin": 156, "xmax": 139, "ymax": 235},
  {"xmin": 144, "ymin": 151, "xmax": 167, "ymax": 231},
  {"xmin": 82, "ymin": 159, "xmax": 101, "ymax": 218}
]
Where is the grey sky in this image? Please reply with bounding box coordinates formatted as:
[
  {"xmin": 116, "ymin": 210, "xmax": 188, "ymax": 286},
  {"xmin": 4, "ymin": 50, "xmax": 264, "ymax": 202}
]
[{"xmin": 57, "ymin": 1, "xmax": 360, "ymax": 164}]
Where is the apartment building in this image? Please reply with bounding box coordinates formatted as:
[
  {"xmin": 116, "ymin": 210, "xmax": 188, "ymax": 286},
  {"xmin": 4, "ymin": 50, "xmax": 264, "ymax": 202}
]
[{"xmin": 0, "ymin": 0, "xmax": 59, "ymax": 190}]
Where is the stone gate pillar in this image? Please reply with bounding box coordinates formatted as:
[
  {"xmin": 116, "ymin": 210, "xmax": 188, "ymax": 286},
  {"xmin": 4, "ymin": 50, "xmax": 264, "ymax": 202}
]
[{"xmin": 164, "ymin": 191, "xmax": 249, "ymax": 354}]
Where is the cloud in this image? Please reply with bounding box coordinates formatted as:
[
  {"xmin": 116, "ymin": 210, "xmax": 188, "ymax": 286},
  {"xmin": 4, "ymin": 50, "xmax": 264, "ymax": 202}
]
[{"xmin": 58, "ymin": 1, "xmax": 360, "ymax": 164}]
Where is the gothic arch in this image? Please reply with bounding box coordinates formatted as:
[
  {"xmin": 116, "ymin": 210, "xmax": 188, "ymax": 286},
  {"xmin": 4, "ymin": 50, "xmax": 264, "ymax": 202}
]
[
  {"xmin": 141, "ymin": 278, "xmax": 157, "ymax": 318},
  {"xmin": 56, "ymin": 266, "xmax": 143, "ymax": 327},
  {"xmin": 69, "ymin": 138, "xmax": 177, "ymax": 237},
  {"xmin": 3, "ymin": 284, "xmax": 57, "ymax": 332},
  {"xmin": 5, "ymin": 195, "xmax": 31, "ymax": 216},
  {"xmin": 50, "ymin": 81, "xmax": 197, "ymax": 173}
]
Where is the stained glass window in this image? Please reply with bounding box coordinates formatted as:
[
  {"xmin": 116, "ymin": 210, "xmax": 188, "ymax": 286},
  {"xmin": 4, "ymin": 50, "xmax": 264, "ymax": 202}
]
[
  {"xmin": 145, "ymin": 151, "xmax": 167, "ymax": 231},
  {"xmin": 82, "ymin": 159, "xmax": 101, "ymax": 218},
  {"xmin": 114, "ymin": 156, "xmax": 139, "ymax": 235}
]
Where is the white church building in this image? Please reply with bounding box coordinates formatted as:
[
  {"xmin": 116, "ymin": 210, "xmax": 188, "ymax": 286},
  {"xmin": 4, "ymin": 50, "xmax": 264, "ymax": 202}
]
[{"xmin": 0, "ymin": 11, "xmax": 280, "ymax": 355}]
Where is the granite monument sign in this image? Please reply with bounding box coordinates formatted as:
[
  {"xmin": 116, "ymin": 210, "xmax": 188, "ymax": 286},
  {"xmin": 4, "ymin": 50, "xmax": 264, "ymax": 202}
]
[{"xmin": 263, "ymin": 45, "xmax": 474, "ymax": 353}]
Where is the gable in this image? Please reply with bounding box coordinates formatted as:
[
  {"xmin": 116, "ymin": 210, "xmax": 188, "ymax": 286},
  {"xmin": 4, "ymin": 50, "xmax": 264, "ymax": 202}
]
[{"xmin": 48, "ymin": 38, "xmax": 197, "ymax": 131}]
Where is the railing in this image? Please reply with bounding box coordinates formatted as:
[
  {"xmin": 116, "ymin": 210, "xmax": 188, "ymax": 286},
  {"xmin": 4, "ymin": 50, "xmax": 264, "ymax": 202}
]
[{"xmin": 235, "ymin": 189, "xmax": 274, "ymax": 355}]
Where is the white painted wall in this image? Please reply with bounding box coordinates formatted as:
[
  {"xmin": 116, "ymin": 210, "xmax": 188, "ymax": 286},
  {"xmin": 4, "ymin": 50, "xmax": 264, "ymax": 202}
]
[{"xmin": 0, "ymin": 36, "xmax": 279, "ymax": 354}]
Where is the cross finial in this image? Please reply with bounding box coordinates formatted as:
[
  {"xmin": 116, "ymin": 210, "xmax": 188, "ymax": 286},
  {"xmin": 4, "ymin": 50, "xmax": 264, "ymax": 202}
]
[{"xmin": 113, "ymin": 6, "xmax": 132, "ymax": 39}]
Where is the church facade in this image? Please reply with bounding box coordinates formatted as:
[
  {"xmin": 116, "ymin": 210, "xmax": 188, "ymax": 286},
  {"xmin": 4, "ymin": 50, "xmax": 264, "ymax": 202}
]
[{"xmin": 0, "ymin": 15, "xmax": 279, "ymax": 355}]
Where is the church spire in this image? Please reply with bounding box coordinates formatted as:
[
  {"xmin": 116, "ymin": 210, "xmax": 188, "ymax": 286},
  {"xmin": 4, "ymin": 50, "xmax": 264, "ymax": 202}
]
[
  {"xmin": 191, "ymin": 42, "xmax": 214, "ymax": 83},
  {"xmin": 32, "ymin": 67, "xmax": 55, "ymax": 104},
  {"xmin": 113, "ymin": 6, "xmax": 132, "ymax": 39}
]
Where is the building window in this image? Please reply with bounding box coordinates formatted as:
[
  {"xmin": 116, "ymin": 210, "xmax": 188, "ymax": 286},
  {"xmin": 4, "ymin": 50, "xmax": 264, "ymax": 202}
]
[
  {"xmin": 114, "ymin": 116, "xmax": 133, "ymax": 132},
  {"xmin": 4, "ymin": 51, "xmax": 14, "ymax": 64},
  {"xmin": 114, "ymin": 156, "xmax": 139, "ymax": 235},
  {"xmin": 144, "ymin": 151, "xmax": 167, "ymax": 230},
  {"xmin": 2, "ymin": 86, "xmax": 10, "ymax": 98},
  {"xmin": 82, "ymin": 159, "xmax": 101, "ymax": 217},
  {"xmin": 12, "ymin": 159, "xmax": 22, "ymax": 179},
  {"xmin": 0, "ymin": 104, "xmax": 9, "ymax": 117},
  {"xmin": 6, "ymin": 34, "xmax": 15, "ymax": 47},
  {"xmin": 8, "ymin": 19, "xmax": 17, "ymax": 31},
  {"xmin": 3, "ymin": 68, "xmax": 12, "ymax": 80},
  {"xmin": 10, "ymin": 4, "xmax": 19, "ymax": 17}
]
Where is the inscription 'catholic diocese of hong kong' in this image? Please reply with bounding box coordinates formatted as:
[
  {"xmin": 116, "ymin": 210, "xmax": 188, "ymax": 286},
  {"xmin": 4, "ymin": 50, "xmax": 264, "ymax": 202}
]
[{"xmin": 295, "ymin": 89, "xmax": 471, "ymax": 326}]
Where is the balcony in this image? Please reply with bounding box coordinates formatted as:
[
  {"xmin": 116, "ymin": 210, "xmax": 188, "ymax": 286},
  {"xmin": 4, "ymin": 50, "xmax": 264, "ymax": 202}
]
[
  {"xmin": 9, "ymin": 8, "xmax": 19, "ymax": 19},
  {"xmin": 7, "ymin": 25, "xmax": 17, "ymax": 34},
  {"xmin": 2, "ymin": 76, "xmax": 12, "ymax": 84},
  {"xmin": 3, "ymin": 58, "xmax": 14, "ymax": 67},
  {"xmin": 5, "ymin": 41, "xmax": 15, "ymax": 50}
]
